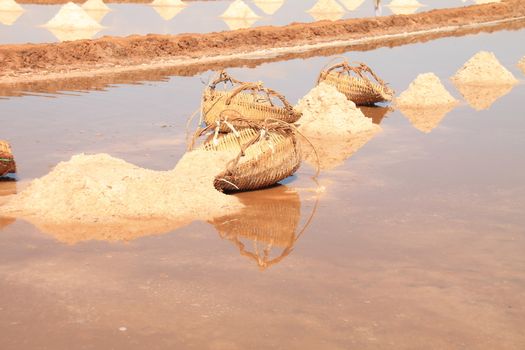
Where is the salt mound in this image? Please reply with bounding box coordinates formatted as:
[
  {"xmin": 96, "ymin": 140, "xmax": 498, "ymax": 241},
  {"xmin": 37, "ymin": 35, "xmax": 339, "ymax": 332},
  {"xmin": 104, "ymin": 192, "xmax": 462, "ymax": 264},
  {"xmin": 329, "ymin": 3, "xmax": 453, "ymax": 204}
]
[
  {"xmin": 296, "ymin": 83, "xmax": 380, "ymax": 170},
  {"xmin": 296, "ymin": 83, "xmax": 378, "ymax": 137},
  {"xmin": 1, "ymin": 151, "xmax": 241, "ymax": 229},
  {"xmin": 387, "ymin": 0, "xmax": 423, "ymax": 15},
  {"xmin": 153, "ymin": 5, "xmax": 185, "ymax": 20},
  {"xmin": 150, "ymin": 0, "xmax": 185, "ymax": 7},
  {"xmin": 308, "ymin": 0, "xmax": 345, "ymax": 21},
  {"xmin": 396, "ymin": 73, "xmax": 458, "ymax": 108},
  {"xmin": 82, "ymin": 0, "xmax": 110, "ymax": 11},
  {"xmin": 399, "ymin": 104, "xmax": 457, "ymax": 133},
  {"xmin": 452, "ymin": 51, "xmax": 518, "ymax": 85},
  {"xmin": 519, "ymin": 56, "xmax": 525, "ymax": 76},
  {"xmin": 221, "ymin": 0, "xmax": 260, "ymax": 19},
  {"xmin": 252, "ymin": 0, "xmax": 283, "ymax": 15},
  {"xmin": 0, "ymin": 0, "xmax": 23, "ymax": 12},
  {"xmin": 338, "ymin": 0, "xmax": 365, "ymax": 11},
  {"xmin": 44, "ymin": 2, "xmax": 103, "ymax": 29}
]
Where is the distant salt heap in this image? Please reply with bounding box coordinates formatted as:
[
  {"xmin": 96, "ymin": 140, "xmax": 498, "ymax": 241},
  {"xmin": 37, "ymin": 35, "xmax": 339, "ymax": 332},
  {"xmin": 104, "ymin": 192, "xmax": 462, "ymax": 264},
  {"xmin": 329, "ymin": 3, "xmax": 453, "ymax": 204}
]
[
  {"xmin": 387, "ymin": 0, "xmax": 423, "ymax": 15},
  {"xmin": 0, "ymin": 0, "xmax": 24, "ymax": 26},
  {"xmin": 252, "ymin": 0, "xmax": 284, "ymax": 15},
  {"xmin": 150, "ymin": 0, "xmax": 186, "ymax": 21},
  {"xmin": 307, "ymin": 0, "xmax": 345, "ymax": 21},
  {"xmin": 296, "ymin": 83, "xmax": 380, "ymax": 169},
  {"xmin": 338, "ymin": 0, "xmax": 365, "ymax": 11},
  {"xmin": 396, "ymin": 73, "xmax": 458, "ymax": 133},
  {"xmin": 82, "ymin": 0, "xmax": 111, "ymax": 23},
  {"xmin": 451, "ymin": 51, "xmax": 518, "ymax": 110},
  {"xmin": 44, "ymin": 2, "xmax": 103, "ymax": 30},
  {"xmin": 397, "ymin": 73, "xmax": 457, "ymax": 108},
  {"xmin": 221, "ymin": 0, "xmax": 259, "ymax": 19},
  {"xmin": 452, "ymin": 51, "xmax": 518, "ymax": 85}
]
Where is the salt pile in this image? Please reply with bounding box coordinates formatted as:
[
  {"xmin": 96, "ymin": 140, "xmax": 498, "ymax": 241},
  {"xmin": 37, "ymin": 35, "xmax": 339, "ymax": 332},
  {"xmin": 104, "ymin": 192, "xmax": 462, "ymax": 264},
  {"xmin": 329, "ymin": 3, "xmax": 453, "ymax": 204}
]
[
  {"xmin": 1, "ymin": 151, "xmax": 242, "ymax": 242},
  {"xmin": 0, "ymin": 0, "xmax": 22, "ymax": 11},
  {"xmin": 0, "ymin": 0, "xmax": 24, "ymax": 26},
  {"xmin": 296, "ymin": 83, "xmax": 380, "ymax": 170},
  {"xmin": 307, "ymin": 0, "xmax": 345, "ymax": 21},
  {"xmin": 44, "ymin": 2, "xmax": 103, "ymax": 29},
  {"xmin": 451, "ymin": 51, "xmax": 518, "ymax": 85},
  {"xmin": 338, "ymin": 0, "xmax": 365, "ymax": 11},
  {"xmin": 252, "ymin": 0, "xmax": 284, "ymax": 15},
  {"xmin": 82, "ymin": 0, "xmax": 110, "ymax": 11},
  {"xmin": 221, "ymin": 0, "xmax": 259, "ymax": 19},
  {"xmin": 396, "ymin": 73, "xmax": 458, "ymax": 108},
  {"xmin": 152, "ymin": 5, "xmax": 185, "ymax": 21},
  {"xmin": 387, "ymin": 0, "xmax": 423, "ymax": 15}
]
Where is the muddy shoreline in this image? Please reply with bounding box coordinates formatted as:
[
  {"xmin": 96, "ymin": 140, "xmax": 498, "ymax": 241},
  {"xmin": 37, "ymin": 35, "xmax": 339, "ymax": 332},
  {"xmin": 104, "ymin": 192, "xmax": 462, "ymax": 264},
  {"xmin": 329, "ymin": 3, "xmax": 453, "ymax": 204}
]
[{"xmin": 1, "ymin": 0, "xmax": 523, "ymax": 85}]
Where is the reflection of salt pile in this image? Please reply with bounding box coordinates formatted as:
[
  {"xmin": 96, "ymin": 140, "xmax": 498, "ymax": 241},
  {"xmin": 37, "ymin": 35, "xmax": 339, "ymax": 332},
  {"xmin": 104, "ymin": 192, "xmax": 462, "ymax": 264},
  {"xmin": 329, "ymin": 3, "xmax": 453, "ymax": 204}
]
[
  {"xmin": 338, "ymin": 0, "xmax": 365, "ymax": 11},
  {"xmin": 296, "ymin": 83, "xmax": 380, "ymax": 170},
  {"xmin": 0, "ymin": 0, "xmax": 24, "ymax": 26},
  {"xmin": 307, "ymin": 0, "xmax": 345, "ymax": 21},
  {"xmin": 221, "ymin": 0, "xmax": 260, "ymax": 30},
  {"xmin": 150, "ymin": 0, "xmax": 186, "ymax": 21},
  {"xmin": 82, "ymin": 0, "xmax": 111, "ymax": 23},
  {"xmin": 1, "ymin": 151, "xmax": 242, "ymax": 243},
  {"xmin": 451, "ymin": 51, "xmax": 518, "ymax": 111},
  {"xmin": 44, "ymin": 2, "xmax": 103, "ymax": 41},
  {"xmin": 396, "ymin": 73, "xmax": 458, "ymax": 133},
  {"xmin": 211, "ymin": 185, "xmax": 300, "ymax": 270},
  {"xmin": 387, "ymin": 0, "xmax": 423, "ymax": 15},
  {"xmin": 252, "ymin": 0, "xmax": 284, "ymax": 15}
]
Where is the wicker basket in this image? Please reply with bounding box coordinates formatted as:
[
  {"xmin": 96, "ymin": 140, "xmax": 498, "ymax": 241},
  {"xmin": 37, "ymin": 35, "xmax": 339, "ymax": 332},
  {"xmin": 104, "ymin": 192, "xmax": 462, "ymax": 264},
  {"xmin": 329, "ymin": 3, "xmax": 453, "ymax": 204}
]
[
  {"xmin": 0, "ymin": 141, "xmax": 16, "ymax": 177},
  {"xmin": 317, "ymin": 60, "xmax": 394, "ymax": 105},
  {"xmin": 195, "ymin": 119, "xmax": 301, "ymax": 192},
  {"xmin": 202, "ymin": 71, "xmax": 301, "ymax": 131}
]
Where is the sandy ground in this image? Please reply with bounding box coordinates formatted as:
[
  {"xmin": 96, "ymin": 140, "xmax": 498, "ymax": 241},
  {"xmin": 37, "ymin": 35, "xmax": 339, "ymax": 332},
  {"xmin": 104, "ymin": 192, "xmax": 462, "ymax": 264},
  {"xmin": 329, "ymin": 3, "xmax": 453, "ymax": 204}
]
[{"xmin": 1, "ymin": 0, "xmax": 524, "ymax": 85}]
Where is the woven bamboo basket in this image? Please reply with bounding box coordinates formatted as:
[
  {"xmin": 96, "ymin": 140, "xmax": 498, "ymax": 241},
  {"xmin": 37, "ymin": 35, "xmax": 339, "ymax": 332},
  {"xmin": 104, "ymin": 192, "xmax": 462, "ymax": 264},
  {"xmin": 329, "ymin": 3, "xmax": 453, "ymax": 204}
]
[
  {"xmin": 0, "ymin": 141, "xmax": 16, "ymax": 177},
  {"xmin": 317, "ymin": 60, "xmax": 394, "ymax": 105},
  {"xmin": 202, "ymin": 71, "xmax": 301, "ymax": 131},
  {"xmin": 194, "ymin": 119, "xmax": 301, "ymax": 192}
]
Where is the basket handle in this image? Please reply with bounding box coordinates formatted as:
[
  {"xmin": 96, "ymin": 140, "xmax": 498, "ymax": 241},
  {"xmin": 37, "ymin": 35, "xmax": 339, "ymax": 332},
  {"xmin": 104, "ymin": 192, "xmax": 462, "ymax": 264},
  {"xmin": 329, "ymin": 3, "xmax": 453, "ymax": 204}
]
[
  {"xmin": 225, "ymin": 82, "xmax": 295, "ymax": 113},
  {"xmin": 208, "ymin": 70, "xmax": 244, "ymax": 90},
  {"xmin": 317, "ymin": 60, "xmax": 389, "ymax": 89}
]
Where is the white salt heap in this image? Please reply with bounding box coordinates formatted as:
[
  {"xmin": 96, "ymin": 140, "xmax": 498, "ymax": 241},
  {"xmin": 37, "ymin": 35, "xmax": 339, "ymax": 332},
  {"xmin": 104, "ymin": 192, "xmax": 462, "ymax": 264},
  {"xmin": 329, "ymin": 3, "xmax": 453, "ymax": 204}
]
[
  {"xmin": 44, "ymin": 2, "xmax": 102, "ymax": 29},
  {"xmin": 0, "ymin": 0, "xmax": 23, "ymax": 11},
  {"xmin": 452, "ymin": 51, "xmax": 518, "ymax": 85},
  {"xmin": 307, "ymin": 0, "xmax": 345, "ymax": 21},
  {"xmin": 150, "ymin": 0, "xmax": 185, "ymax": 7},
  {"xmin": 295, "ymin": 83, "xmax": 380, "ymax": 170},
  {"xmin": 296, "ymin": 83, "xmax": 377, "ymax": 137},
  {"xmin": 221, "ymin": 0, "xmax": 259, "ymax": 19},
  {"xmin": 1, "ymin": 151, "xmax": 241, "ymax": 227},
  {"xmin": 252, "ymin": 0, "xmax": 284, "ymax": 15},
  {"xmin": 387, "ymin": 0, "xmax": 423, "ymax": 15},
  {"xmin": 338, "ymin": 0, "xmax": 365, "ymax": 11},
  {"xmin": 396, "ymin": 73, "xmax": 458, "ymax": 108},
  {"xmin": 82, "ymin": 0, "xmax": 110, "ymax": 11}
]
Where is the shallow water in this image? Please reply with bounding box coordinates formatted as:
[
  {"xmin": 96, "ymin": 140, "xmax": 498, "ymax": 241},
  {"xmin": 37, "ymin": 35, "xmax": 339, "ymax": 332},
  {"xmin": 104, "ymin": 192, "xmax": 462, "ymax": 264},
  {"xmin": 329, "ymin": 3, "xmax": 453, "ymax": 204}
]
[
  {"xmin": 0, "ymin": 0, "xmax": 469, "ymax": 43},
  {"xmin": 1, "ymin": 27, "xmax": 525, "ymax": 349}
]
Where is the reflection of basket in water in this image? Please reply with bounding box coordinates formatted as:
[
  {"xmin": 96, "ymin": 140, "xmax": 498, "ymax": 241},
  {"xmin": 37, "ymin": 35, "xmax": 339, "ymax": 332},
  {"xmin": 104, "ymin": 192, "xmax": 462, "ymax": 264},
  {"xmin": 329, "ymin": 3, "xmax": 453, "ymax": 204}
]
[
  {"xmin": 198, "ymin": 121, "xmax": 301, "ymax": 192},
  {"xmin": 210, "ymin": 185, "xmax": 301, "ymax": 269},
  {"xmin": 317, "ymin": 60, "xmax": 394, "ymax": 105},
  {"xmin": 0, "ymin": 141, "xmax": 16, "ymax": 177},
  {"xmin": 202, "ymin": 71, "xmax": 301, "ymax": 131}
]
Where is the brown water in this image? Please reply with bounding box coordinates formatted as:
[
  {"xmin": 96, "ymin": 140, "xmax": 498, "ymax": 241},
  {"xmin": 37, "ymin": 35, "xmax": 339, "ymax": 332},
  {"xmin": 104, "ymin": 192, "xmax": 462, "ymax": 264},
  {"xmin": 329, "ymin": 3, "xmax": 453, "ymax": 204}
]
[{"xmin": 1, "ymin": 28, "xmax": 525, "ymax": 349}]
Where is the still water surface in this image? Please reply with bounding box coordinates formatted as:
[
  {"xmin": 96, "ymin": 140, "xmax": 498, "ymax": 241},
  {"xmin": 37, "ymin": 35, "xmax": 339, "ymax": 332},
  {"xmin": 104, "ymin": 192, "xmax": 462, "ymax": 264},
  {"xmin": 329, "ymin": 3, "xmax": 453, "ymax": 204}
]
[{"xmin": 0, "ymin": 28, "xmax": 524, "ymax": 349}]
